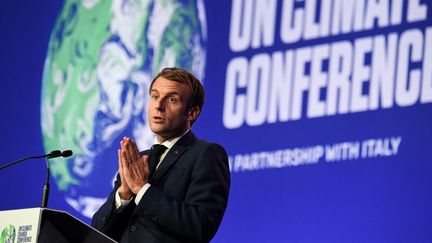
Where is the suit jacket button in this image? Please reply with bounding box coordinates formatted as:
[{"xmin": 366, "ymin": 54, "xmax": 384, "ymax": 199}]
[
  {"xmin": 130, "ymin": 225, "xmax": 137, "ymax": 231},
  {"xmin": 152, "ymin": 215, "xmax": 158, "ymax": 221},
  {"xmin": 101, "ymin": 216, "xmax": 106, "ymax": 221}
]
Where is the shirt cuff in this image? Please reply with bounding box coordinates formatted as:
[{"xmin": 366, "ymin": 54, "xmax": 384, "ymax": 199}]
[
  {"xmin": 134, "ymin": 183, "xmax": 151, "ymax": 205},
  {"xmin": 115, "ymin": 189, "xmax": 133, "ymax": 210}
]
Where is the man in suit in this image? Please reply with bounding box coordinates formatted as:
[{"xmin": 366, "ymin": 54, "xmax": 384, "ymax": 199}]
[{"xmin": 92, "ymin": 67, "xmax": 230, "ymax": 243}]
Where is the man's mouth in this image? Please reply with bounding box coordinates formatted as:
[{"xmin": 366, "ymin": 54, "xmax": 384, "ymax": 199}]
[{"xmin": 153, "ymin": 116, "xmax": 164, "ymax": 123}]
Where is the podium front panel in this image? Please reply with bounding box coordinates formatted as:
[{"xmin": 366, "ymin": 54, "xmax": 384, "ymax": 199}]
[{"xmin": 0, "ymin": 208, "xmax": 116, "ymax": 243}]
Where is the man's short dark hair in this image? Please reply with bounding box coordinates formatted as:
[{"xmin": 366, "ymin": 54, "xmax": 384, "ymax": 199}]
[{"xmin": 150, "ymin": 67, "xmax": 205, "ymax": 116}]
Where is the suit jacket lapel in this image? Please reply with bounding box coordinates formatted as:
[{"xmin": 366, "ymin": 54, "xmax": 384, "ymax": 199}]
[{"xmin": 150, "ymin": 131, "xmax": 196, "ymax": 184}]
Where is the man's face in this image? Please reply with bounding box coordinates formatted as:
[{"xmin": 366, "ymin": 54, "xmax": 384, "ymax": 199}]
[{"xmin": 147, "ymin": 76, "xmax": 192, "ymax": 142}]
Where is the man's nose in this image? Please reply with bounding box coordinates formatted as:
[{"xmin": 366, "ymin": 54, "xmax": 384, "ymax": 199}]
[{"xmin": 155, "ymin": 98, "xmax": 166, "ymax": 111}]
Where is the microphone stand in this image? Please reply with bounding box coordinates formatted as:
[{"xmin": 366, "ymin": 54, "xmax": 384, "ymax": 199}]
[
  {"xmin": 41, "ymin": 157, "xmax": 51, "ymax": 208},
  {"xmin": 40, "ymin": 151, "xmax": 73, "ymax": 208},
  {"xmin": 0, "ymin": 150, "xmax": 73, "ymax": 209}
]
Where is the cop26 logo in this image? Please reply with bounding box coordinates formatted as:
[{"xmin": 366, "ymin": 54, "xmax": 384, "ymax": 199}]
[
  {"xmin": 0, "ymin": 225, "xmax": 15, "ymax": 243},
  {"xmin": 40, "ymin": 0, "xmax": 206, "ymax": 218}
]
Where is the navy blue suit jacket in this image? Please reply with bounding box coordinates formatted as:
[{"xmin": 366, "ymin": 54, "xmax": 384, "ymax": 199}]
[{"xmin": 92, "ymin": 131, "xmax": 230, "ymax": 243}]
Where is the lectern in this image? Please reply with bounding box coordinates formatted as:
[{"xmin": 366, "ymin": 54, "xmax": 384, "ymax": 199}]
[{"xmin": 0, "ymin": 208, "xmax": 116, "ymax": 243}]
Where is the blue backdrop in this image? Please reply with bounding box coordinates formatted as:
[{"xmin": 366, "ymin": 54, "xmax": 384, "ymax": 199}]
[{"xmin": 1, "ymin": 1, "xmax": 431, "ymax": 242}]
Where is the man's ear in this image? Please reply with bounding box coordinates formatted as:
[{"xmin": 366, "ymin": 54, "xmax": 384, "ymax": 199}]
[{"xmin": 187, "ymin": 106, "xmax": 200, "ymax": 123}]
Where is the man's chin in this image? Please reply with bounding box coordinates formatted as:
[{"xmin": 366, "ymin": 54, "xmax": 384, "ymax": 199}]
[
  {"xmin": 149, "ymin": 126, "xmax": 171, "ymax": 138},
  {"xmin": 149, "ymin": 124, "xmax": 165, "ymax": 133}
]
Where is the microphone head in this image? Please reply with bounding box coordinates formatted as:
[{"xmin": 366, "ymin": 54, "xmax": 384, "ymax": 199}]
[
  {"xmin": 61, "ymin": 150, "xmax": 73, "ymax": 158},
  {"xmin": 48, "ymin": 150, "xmax": 62, "ymax": 157}
]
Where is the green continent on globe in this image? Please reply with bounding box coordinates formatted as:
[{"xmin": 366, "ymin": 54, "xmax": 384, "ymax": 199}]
[{"xmin": 41, "ymin": 0, "xmax": 113, "ymax": 190}]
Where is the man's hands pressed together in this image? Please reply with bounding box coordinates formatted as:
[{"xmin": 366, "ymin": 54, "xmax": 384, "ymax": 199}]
[{"xmin": 117, "ymin": 137, "xmax": 149, "ymax": 200}]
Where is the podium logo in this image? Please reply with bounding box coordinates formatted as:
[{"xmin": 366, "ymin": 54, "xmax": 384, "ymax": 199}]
[
  {"xmin": 0, "ymin": 225, "xmax": 15, "ymax": 243},
  {"xmin": 40, "ymin": 0, "xmax": 207, "ymax": 218}
]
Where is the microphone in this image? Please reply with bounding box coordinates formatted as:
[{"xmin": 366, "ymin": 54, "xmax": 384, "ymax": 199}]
[
  {"xmin": 61, "ymin": 150, "xmax": 73, "ymax": 158},
  {"xmin": 0, "ymin": 149, "xmax": 74, "ymax": 208},
  {"xmin": 0, "ymin": 150, "xmax": 65, "ymax": 170},
  {"xmin": 47, "ymin": 150, "xmax": 62, "ymax": 159}
]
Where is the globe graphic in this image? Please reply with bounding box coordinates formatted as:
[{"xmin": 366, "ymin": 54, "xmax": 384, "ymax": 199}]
[{"xmin": 40, "ymin": 0, "xmax": 206, "ymax": 218}]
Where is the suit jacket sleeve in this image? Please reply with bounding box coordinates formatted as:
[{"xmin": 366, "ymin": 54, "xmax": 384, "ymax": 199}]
[{"xmin": 91, "ymin": 174, "xmax": 136, "ymax": 241}]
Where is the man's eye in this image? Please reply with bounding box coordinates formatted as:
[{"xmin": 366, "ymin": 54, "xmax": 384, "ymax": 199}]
[
  {"xmin": 151, "ymin": 95, "xmax": 158, "ymax": 100},
  {"xmin": 168, "ymin": 97, "xmax": 177, "ymax": 103}
]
